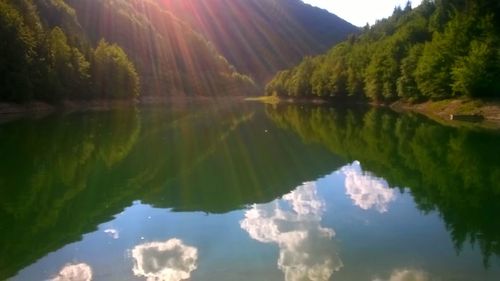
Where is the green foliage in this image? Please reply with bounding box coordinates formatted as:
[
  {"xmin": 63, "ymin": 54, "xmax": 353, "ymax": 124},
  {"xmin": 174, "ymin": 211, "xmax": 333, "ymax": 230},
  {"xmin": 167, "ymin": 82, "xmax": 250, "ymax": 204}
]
[
  {"xmin": 310, "ymin": 58, "xmax": 337, "ymax": 97},
  {"xmin": 364, "ymin": 40, "xmax": 401, "ymax": 101},
  {"xmin": 451, "ymin": 40, "xmax": 500, "ymax": 97},
  {"xmin": 311, "ymin": 44, "xmax": 349, "ymax": 98},
  {"xmin": 45, "ymin": 27, "xmax": 90, "ymax": 100},
  {"xmin": 266, "ymin": 0, "xmax": 500, "ymax": 102},
  {"xmin": 450, "ymin": 15, "xmax": 500, "ymax": 97},
  {"xmin": 416, "ymin": 13, "xmax": 469, "ymax": 99},
  {"xmin": 35, "ymin": 0, "xmax": 86, "ymax": 44},
  {"xmin": 397, "ymin": 44, "xmax": 424, "ymax": 101},
  {"xmin": 288, "ymin": 57, "xmax": 316, "ymax": 97},
  {"xmin": 0, "ymin": 0, "xmax": 37, "ymax": 101},
  {"xmin": 66, "ymin": 0, "xmax": 257, "ymax": 96},
  {"xmin": 93, "ymin": 39, "xmax": 139, "ymax": 98},
  {"xmin": 0, "ymin": 0, "xmax": 140, "ymax": 102},
  {"xmin": 1, "ymin": 0, "xmax": 262, "ymax": 102}
]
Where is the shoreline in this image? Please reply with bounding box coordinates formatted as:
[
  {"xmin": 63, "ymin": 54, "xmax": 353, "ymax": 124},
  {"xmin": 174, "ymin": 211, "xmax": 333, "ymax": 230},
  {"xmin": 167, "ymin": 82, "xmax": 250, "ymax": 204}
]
[
  {"xmin": 0, "ymin": 99, "xmax": 137, "ymax": 124},
  {"xmin": 2, "ymin": 96, "xmax": 499, "ymax": 130},
  {"xmin": 390, "ymin": 99, "xmax": 500, "ymax": 130},
  {"xmin": 254, "ymin": 95, "xmax": 500, "ymax": 130},
  {"xmin": 0, "ymin": 96, "xmax": 250, "ymax": 122},
  {"xmin": 0, "ymin": 99, "xmax": 138, "ymax": 115}
]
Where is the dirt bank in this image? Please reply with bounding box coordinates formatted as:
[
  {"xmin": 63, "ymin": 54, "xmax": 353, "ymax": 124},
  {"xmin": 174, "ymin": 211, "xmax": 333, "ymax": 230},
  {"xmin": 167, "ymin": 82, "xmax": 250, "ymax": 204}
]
[{"xmin": 391, "ymin": 99, "xmax": 500, "ymax": 130}]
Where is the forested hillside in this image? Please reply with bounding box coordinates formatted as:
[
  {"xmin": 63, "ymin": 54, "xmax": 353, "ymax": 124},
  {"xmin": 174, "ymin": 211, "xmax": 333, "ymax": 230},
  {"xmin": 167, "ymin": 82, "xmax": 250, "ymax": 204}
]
[
  {"xmin": 65, "ymin": 0, "xmax": 257, "ymax": 96},
  {"xmin": 0, "ymin": 0, "xmax": 139, "ymax": 102},
  {"xmin": 0, "ymin": 0, "xmax": 258, "ymax": 101},
  {"xmin": 1, "ymin": 0, "xmax": 357, "ymax": 102},
  {"xmin": 158, "ymin": 0, "xmax": 358, "ymax": 82},
  {"xmin": 266, "ymin": 0, "xmax": 500, "ymax": 103}
]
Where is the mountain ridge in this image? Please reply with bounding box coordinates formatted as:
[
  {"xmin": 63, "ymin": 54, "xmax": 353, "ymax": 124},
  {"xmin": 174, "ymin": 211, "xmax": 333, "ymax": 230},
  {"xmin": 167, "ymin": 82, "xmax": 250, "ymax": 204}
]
[
  {"xmin": 1, "ymin": 0, "xmax": 358, "ymax": 101},
  {"xmin": 158, "ymin": 0, "xmax": 359, "ymax": 82}
]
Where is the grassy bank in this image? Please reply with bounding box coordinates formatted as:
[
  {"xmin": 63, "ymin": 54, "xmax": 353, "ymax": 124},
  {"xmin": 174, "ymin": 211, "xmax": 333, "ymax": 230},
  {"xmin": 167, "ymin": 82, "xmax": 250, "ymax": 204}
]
[{"xmin": 245, "ymin": 95, "xmax": 280, "ymax": 105}]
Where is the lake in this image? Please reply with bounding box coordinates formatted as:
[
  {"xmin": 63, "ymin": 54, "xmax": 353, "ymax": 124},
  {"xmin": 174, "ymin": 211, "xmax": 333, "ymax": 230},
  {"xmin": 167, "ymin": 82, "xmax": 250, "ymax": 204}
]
[{"xmin": 1, "ymin": 101, "xmax": 499, "ymax": 281}]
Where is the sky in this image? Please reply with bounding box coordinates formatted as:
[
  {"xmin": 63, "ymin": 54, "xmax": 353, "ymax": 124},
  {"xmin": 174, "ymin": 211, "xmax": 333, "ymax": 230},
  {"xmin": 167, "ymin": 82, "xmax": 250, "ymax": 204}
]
[{"xmin": 302, "ymin": 0, "xmax": 423, "ymax": 26}]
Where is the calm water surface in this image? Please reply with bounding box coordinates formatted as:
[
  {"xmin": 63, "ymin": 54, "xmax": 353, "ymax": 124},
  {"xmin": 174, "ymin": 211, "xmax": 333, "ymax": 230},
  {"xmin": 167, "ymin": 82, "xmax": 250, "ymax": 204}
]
[{"xmin": 1, "ymin": 102, "xmax": 499, "ymax": 281}]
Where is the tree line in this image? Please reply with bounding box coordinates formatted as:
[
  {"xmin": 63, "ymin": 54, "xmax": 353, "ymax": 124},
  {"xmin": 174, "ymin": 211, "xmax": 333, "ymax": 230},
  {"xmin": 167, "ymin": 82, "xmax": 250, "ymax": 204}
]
[
  {"xmin": 266, "ymin": 0, "xmax": 500, "ymax": 102},
  {"xmin": 0, "ymin": 0, "xmax": 139, "ymax": 102}
]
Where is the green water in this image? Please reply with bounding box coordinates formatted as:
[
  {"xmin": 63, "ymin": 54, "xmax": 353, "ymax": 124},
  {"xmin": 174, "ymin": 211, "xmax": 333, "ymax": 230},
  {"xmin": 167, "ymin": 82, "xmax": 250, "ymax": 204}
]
[{"xmin": 0, "ymin": 101, "xmax": 499, "ymax": 281}]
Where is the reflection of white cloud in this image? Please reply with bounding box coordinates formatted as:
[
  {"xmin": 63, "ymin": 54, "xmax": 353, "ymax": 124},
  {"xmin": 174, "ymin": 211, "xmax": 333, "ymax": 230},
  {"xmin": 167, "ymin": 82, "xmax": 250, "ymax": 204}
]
[
  {"xmin": 51, "ymin": 263, "xmax": 92, "ymax": 281},
  {"xmin": 240, "ymin": 182, "xmax": 342, "ymax": 281},
  {"xmin": 131, "ymin": 238, "xmax": 198, "ymax": 281},
  {"xmin": 373, "ymin": 269, "xmax": 429, "ymax": 281},
  {"xmin": 104, "ymin": 228, "xmax": 119, "ymax": 239},
  {"xmin": 283, "ymin": 183, "xmax": 324, "ymax": 216},
  {"xmin": 342, "ymin": 161, "xmax": 396, "ymax": 213}
]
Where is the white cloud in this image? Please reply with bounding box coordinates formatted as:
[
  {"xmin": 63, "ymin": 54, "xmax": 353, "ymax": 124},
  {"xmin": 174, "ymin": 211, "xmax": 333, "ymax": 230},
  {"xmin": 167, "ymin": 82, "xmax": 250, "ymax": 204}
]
[
  {"xmin": 131, "ymin": 238, "xmax": 198, "ymax": 281},
  {"xmin": 342, "ymin": 161, "xmax": 396, "ymax": 213},
  {"xmin": 104, "ymin": 228, "xmax": 119, "ymax": 239},
  {"xmin": 373, "ymin": 269, "xmax": 429, "ymax": 281},
  {"xmin": 51, "ymin": 263, "xmax": 92, "ymax": 281},
  {"xmin": 240, "ymin": 182, "xmax": 342, "ymax": 281}
]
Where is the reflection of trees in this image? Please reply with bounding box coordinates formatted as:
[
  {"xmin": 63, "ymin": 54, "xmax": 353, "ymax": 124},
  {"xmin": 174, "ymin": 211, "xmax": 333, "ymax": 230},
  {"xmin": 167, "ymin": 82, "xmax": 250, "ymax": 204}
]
[
  {"xmin": 138, "ymin": 103, "xmax": 345, "ymax": 213},
  {"xmin": 0, "ymin": 108, "xmax": 141, "ymax": 278},
  {"xmin": 267, "ymin": 104, "xmax": 500, "ymax": 265},
  {"xmin": 0, "ymin": 102, "xmax": 344, "ymax": 279}
]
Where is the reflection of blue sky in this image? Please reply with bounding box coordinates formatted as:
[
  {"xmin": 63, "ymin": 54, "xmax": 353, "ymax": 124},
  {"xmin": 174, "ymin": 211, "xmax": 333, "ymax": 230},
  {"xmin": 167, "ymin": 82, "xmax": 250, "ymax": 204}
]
[
  {"xmin": 240, "ymin": 182, "xmax": 343, "ymax": 281},
  {"xmin": 131, "ymin": 238, "xmax": 198, "ymax": 281},
  {"xmin": 11, "ymin": 166, "xmax": 500, "ymax": 280},
  {"xmin": 341, "ymin": 161, "xmax": 396, "ymax": 213}
]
